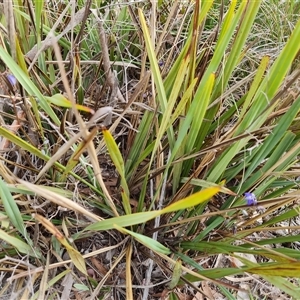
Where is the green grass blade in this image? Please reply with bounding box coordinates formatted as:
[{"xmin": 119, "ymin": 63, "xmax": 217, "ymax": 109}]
[
  {"xmin": 0, "ymin": 178, "xmax": 29, "ymax": 239},
  {"xmin": 239, "ymin": 56, "xmax": 270, "ymax": 120},
  {"xmin": 138, "ymin": 8, "xmax": 175, "ymax": 161},
  {"xmin": 216, "ymin": 1, "xmax": 261, "ymax": 93},
  {"xmin": 163, "ymin": 0, "xmax": 213, "ymax": 95},
  {"xmin": 245, "ymin": 96, "xmax": 300, "ymax": 179},
  {"xmin": 34, "ymin": 0, "xmax": 44, "ymax": 42},
  {"xmin": 114, "ymin": 224, "xmax": 171, "ymax": 255},
  {"xmin": 0, "ymin": 228, "xmax": 34, "ymax": 256},
  {"xmin": 185, "ymin": 73, "xmax": 215, "ymax": 152},
  {"xmin": 102, "ymin": 127, "xmax": 130, "ymax": 214},
  {"xmin": 259, "ymin": 276, "xmax": 300, "ymax": 299},
  {"xmin": 0, "ymin": 47, "xmax": 60, "ymax": 125},
  {"xmin": 83, "ymin": 211, "xmax": 159, "ymax": 232},
  {"xmin": 125, "ymin": 111, "xmax": 154, "ymax": 180},
  {"xmin": 84, "ymin": 187, "xmax": 219, "ymax": 232}
]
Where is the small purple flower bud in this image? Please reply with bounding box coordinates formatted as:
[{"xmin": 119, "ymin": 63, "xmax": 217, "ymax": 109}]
[
  {"xmin": 244, "ymin": 192, "xmax": 257, "ymax": 206},
  {"xmin": 158, "ymin": 60, "xmax": 164, "ymax": 67},
  {"xmin": 6, "ymin": 74, "xmax": 17, "ymax": 86}
]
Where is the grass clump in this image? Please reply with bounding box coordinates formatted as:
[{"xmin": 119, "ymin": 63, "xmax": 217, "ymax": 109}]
[{"xmin": 0, "ymin": 1, "xmax": 300, "ymax": 299}]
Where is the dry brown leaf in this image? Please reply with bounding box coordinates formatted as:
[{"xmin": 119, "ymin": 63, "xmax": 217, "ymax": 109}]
[{"xmin": 200, "ymin": 282, "xmax": 214, "ymax": 300}]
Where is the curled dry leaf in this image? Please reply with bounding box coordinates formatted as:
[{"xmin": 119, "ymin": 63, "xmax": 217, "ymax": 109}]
[{"xmin": 88, "ymin": 106, "xmax": 113, "ymax": 126}]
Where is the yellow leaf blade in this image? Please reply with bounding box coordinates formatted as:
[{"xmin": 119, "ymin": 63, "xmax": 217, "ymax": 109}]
[
  {"xmin": 162, "ymin": 187, "xmax": 220, "ymax": 213},
  {"xmin": 34, "ymin": 214, "xmax": 87, "ymax": 275},
  {"xmin": 62, "ymin": 239, "xmax": 87, "ymax": 275},
  {"xmin": 249, "ymin": 262, "xmax": 300, "ymax": 277},
  {"xmin": 46, "ymin": 94, "xmax": 94, "ymax": 114}
]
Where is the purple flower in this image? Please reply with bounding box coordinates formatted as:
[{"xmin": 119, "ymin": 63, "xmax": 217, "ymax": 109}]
[
  {"xmin": 244, "ymin": 192, "xmax": 257, "ymax": 206},
  {"xmin": 6, "ymin": 74, "xmax": 17, "ymax": 86}
]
